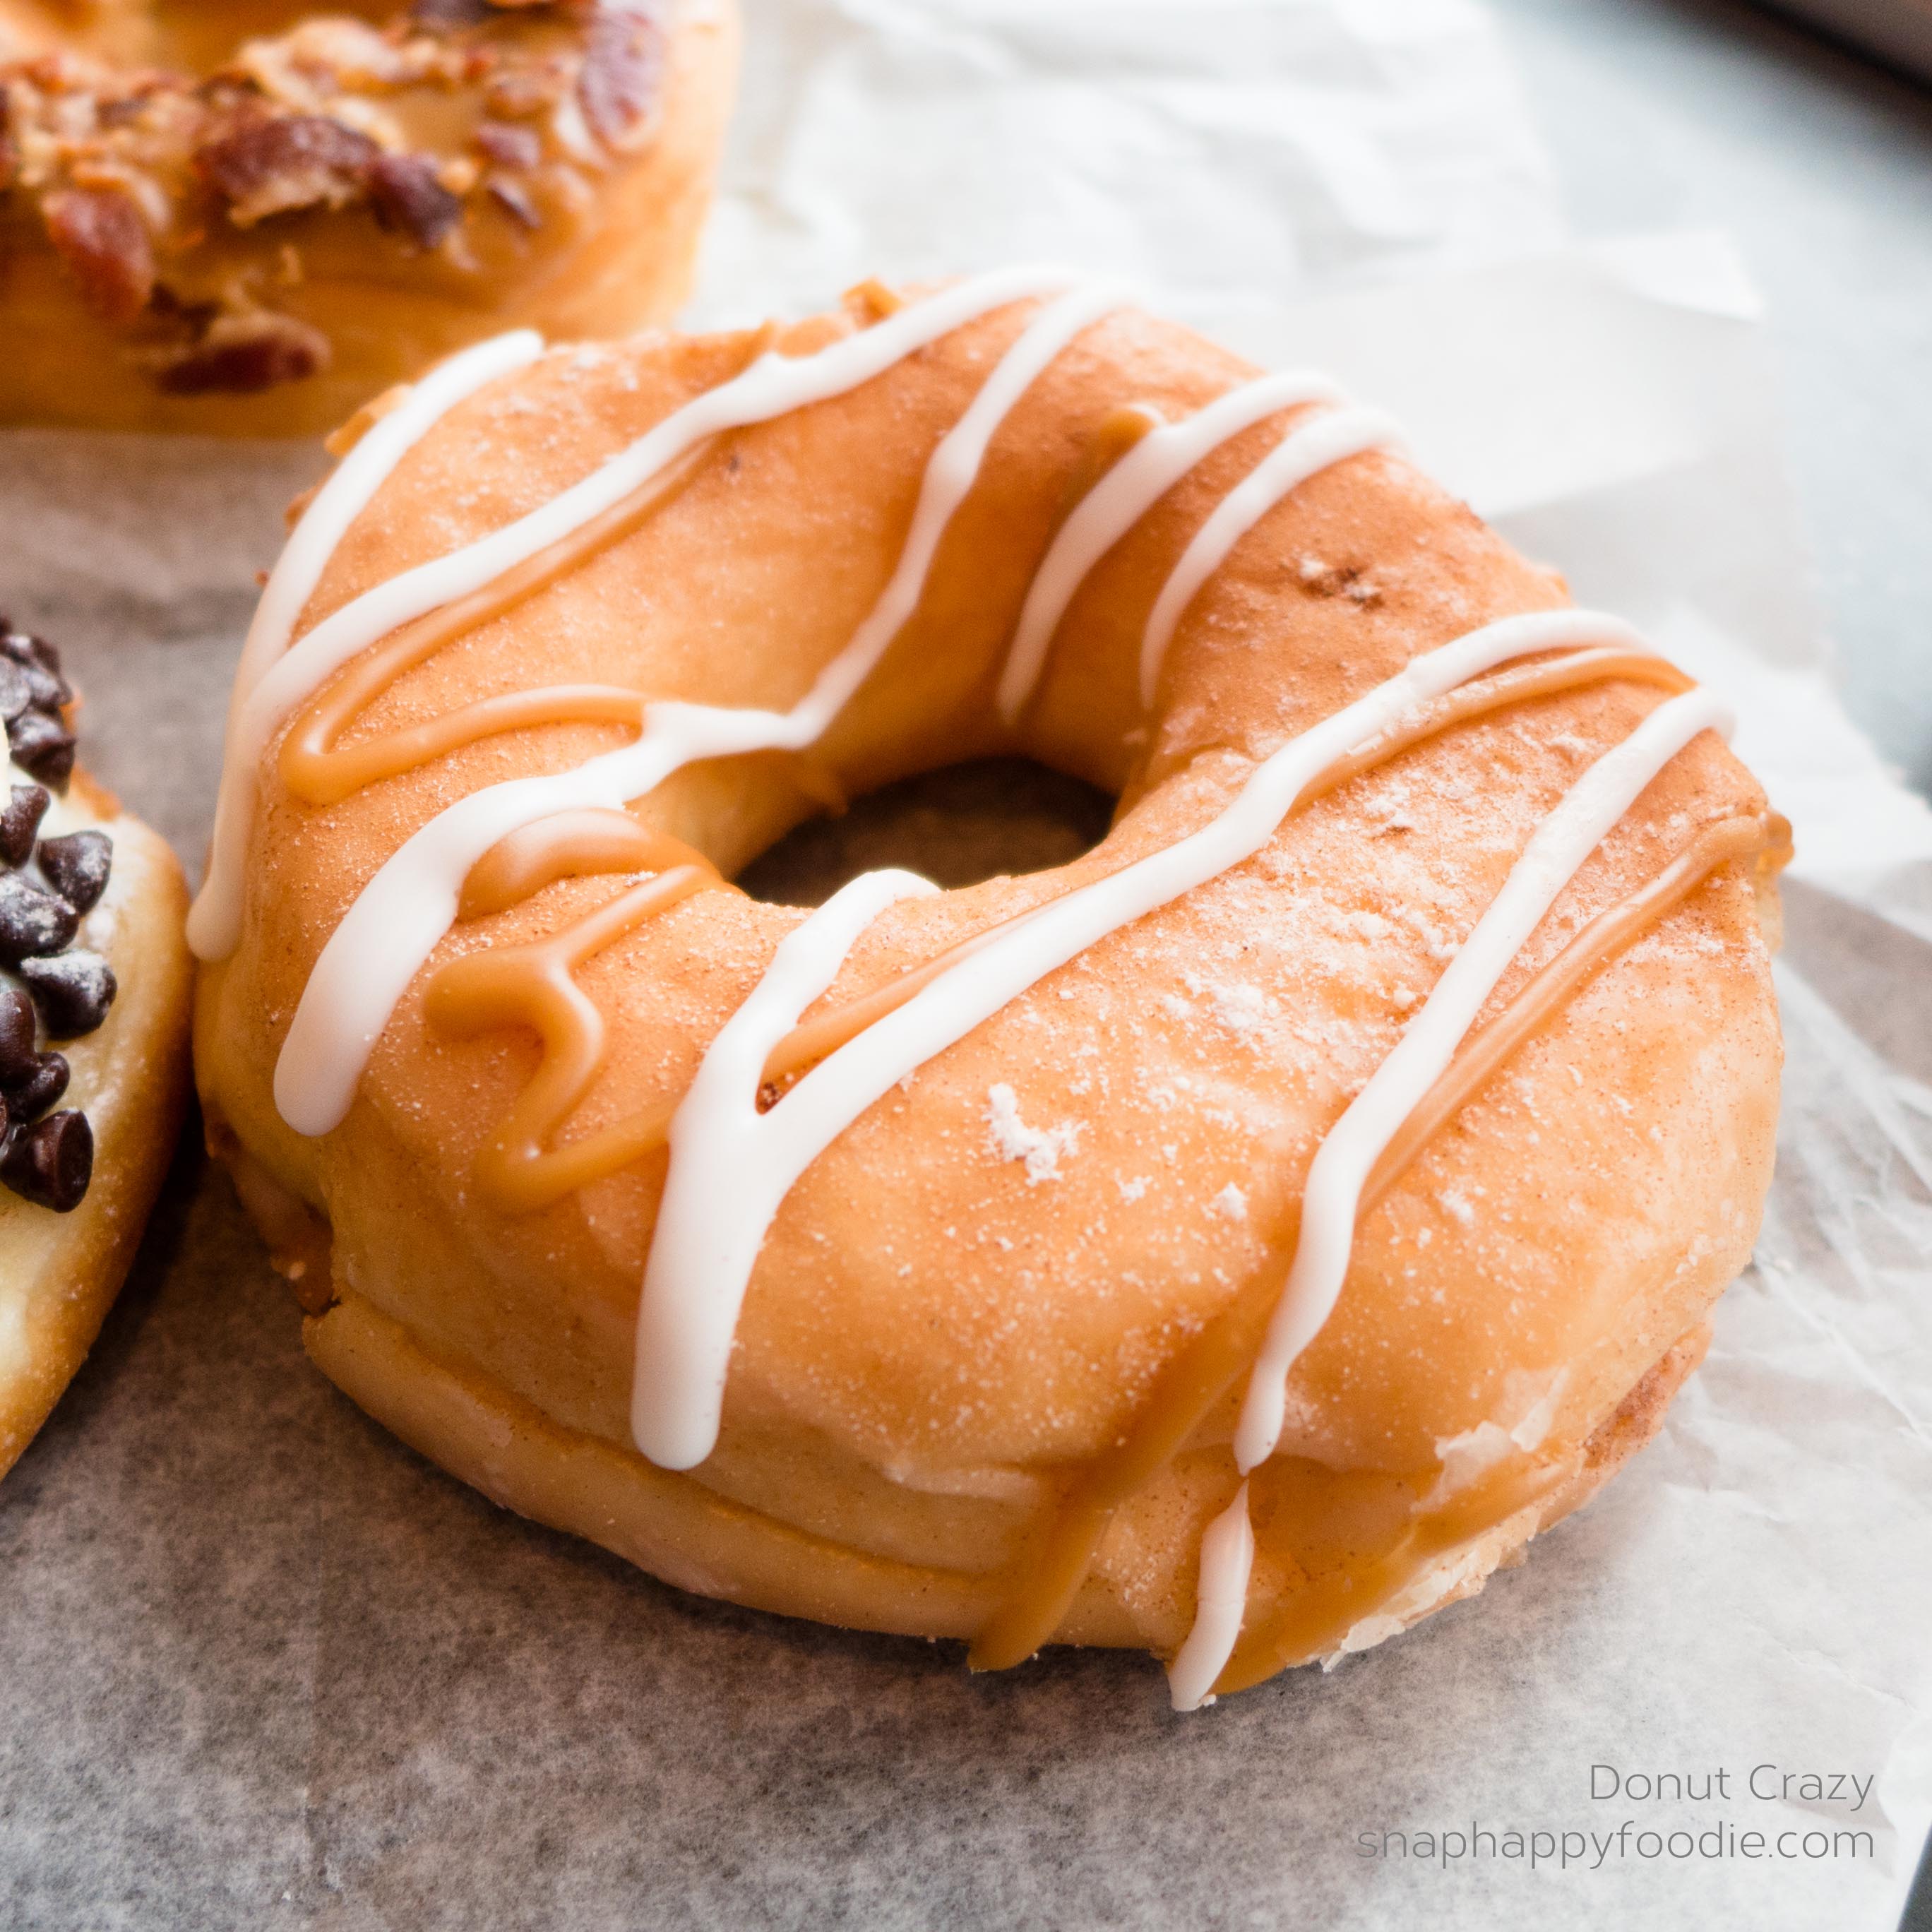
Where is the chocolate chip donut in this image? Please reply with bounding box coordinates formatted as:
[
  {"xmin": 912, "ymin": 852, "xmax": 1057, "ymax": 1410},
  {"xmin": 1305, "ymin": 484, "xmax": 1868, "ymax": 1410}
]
[{"xmin": 0, "ymin": 620, "xmax": 192, "ymax": 1479}]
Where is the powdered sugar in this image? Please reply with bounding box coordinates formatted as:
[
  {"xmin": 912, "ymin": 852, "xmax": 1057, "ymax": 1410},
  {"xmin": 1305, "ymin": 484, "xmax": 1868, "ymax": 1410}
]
[
  {"xmin": 984, "ymin": 1083, "xmax": 1085, "ymax": 1185},
  {"xmin": 1212, "ymin": 1182, "xmax": 1250, "ymax": 1222}
]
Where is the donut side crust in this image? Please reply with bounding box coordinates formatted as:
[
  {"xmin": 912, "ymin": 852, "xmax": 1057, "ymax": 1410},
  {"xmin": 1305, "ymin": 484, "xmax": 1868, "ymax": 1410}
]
[
  {"xmin": 302, "ymin": 1284, "xmax": 1710, "ymax": 1657},
  {"xmin": 0, "ymin": 782, "xmax": 193, "ymax": 1479}
]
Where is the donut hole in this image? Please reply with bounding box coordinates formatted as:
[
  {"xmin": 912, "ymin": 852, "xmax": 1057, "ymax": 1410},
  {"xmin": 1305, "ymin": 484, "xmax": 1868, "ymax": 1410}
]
[{"xmin": 734, "ymin": 757, "xmax": 1115, "ymax": 909}]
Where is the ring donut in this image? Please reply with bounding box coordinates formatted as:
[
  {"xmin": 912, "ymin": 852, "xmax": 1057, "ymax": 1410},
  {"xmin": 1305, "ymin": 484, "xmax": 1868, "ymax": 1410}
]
[
  {"xmin": 193, "ymin": 272, "xmax": 1785, "ymax": 1704},
  {"xmin": 0, "ymin": 0, "xmax": 737, "ymax": 434}
]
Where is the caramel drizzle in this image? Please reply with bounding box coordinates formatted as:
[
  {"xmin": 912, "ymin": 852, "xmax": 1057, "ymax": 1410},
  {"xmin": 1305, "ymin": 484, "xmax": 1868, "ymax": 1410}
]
[
  {"xmin": 278, "ymin": 444, "xmax": 714, "ymax": 808},
  {"xmin": 273, "ymin": 315, "xmax": 849, "ymax": 813},
  {"xmin": 421, "ymin": 643, "xmax": 1698, "ymax": 1217},
  {"xmin": 967, "ymin": 808, "xmax": 1788, "ymax": 1674},
  {"xmin": 422, "ymin": 816, "xmax": 726, "ymax": 1212}
]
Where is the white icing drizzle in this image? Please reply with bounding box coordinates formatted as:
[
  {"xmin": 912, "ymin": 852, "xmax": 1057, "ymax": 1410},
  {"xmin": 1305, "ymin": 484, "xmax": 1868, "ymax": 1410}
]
[
  {"xmin": 1138, "ymin": 405, "xmax": 1399, "ymax": 709},
  {"xmin": 1164, "ymin": 1480, "xmax": 1254, "ymax": 1712},
  {"xmin": 188, "ymin": 330, "xmax": 545, "ymax": 960},
  {"xmin": 625, "ymin": 611, "xmax": 1657, "ymax": 1472},
  {"xmin": 994, "ymin": 369, "xmax": 1346, "ymax": 725},
  {"xmin": 233, "ymin": 333, "xmax": 546, "ymax": 715},
  {"xmin": 270, "ymin": 270, "xmax": 1111, "ymax": 1134},
  {"xmin": 1164, "ymin": 682, "xmax": 1734, "ymax": 1710},
  {"xmin": 633, "ymin": 869, "xmax": 939, "ymax": 1470},
  {"xmin": 194, "ymin": 264, "xmax": 1080, "ymax": 965}
]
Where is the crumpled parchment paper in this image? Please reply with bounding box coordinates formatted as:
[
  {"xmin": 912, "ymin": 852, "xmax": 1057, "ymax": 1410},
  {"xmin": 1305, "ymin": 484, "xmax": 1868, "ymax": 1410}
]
[{"xmin": 0, "ymin": 2, "xmax": 1927, "ymax": 1927}]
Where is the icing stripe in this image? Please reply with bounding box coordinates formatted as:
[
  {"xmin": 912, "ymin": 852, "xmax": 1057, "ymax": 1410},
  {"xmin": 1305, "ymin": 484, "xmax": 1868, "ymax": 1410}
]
[
  {"xmin": 189, "ymin": 329, "xmax": 544, "ymax": 959},
  {"xmin": 1165, "ymin": 682, "xmax": 1734, "ymax": 1708},
  {"xmin": 1138, "ymin": 405, "xmax": 1399, "ymax": 708},
  {"xmin": 270, "ymin": 273, "xmax": 1108, "ymax": 1135},
  {"xmin": 753, "ymin": 279, "xmax": 1131, "ymax": 746},
  {"xmin": 231, "ymin": 332, "xmax": 546, "ymax": 712},
  {"xmin": 994, "ymin": 369, "xmax": 1347, "ymax": 724},
  {"xmin": 1231, "ymin": 684, "xmax": 1731, "ymax": 1474},
  {"xmin": 197, "ymin": 265, "xmax": 1079, "ymax": 966},
  {"xmin": 1164, "ymin": 1480, "xmax": 1254, "ymax": 1712},
  {"xmin": 633, "ymin": 869, "xmax": 939, "ymax": 1470}
]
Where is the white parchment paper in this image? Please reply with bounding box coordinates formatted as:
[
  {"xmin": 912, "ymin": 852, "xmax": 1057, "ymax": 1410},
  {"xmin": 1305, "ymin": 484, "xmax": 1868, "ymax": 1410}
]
[{"xmin": 1, "ymin": 3, "xmax": 1927, "ymax": 1927}]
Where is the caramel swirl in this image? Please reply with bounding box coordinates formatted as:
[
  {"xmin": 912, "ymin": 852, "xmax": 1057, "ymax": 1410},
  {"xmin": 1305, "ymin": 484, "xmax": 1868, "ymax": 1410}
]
[
  {"xmin": 457, "ymin": 811, "xmax": 707, "ymax": 921},
  {"xmin": 423, "ymin": 827, "xmax": 727, "ymax": 1212}
]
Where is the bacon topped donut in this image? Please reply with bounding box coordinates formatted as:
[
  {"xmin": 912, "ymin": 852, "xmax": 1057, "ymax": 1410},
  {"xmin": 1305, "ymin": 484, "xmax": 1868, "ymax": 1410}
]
[
  {"xmin": 191, "ymin": 271, "xmax": 1785, "ymax": 1704},
  {"xmin": 0, "ymin": 0, "xmax": 737, "ymax": 434}
]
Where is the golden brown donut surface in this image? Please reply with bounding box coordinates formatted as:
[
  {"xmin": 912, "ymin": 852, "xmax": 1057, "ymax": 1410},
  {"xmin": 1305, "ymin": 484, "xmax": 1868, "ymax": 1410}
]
[
  {"xmin": 193, "ymin": 281, "xmax": 1784, "ymax": 1699},
  {"xmin": 0, "ymin": 0, "xmax": 738, "ymax": 434}
]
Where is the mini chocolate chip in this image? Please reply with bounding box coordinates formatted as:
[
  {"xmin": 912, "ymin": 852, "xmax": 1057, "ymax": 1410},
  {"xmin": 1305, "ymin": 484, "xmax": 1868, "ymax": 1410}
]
[
  {"xmin": 17, "ymin": 662, "xmax": 66, "ymax": 712},
  {"xmin": 7, "ymin": 710, "xmax": 74, "ymax": 791},
  {"xmin": 0, "ymin": 786, "xmax": 47, "ymax": 867},
  {"xmin": 0, "ymin": 984, "xmax": 35, "ymax": 1068},
  {"xmin": 0, "ymin": 660, "xmax": 32, "ymax": 722},
  {"xmin": 37, "ymin": 830, "xmax": 111, "ymax": 913},
  {"xmin": 1, "ymin": 633, "xmax": 70, "ymax": 705},
  {"xmin": 19, "ymin": 952, "xmax": 114, "ymax": 1037},
  {"xmin": 4, "ymin": 1051, "xmax": 69, "ymax": 1122},
  {"xmin": 1, "ymin": 1109, "xmax": 93, "ymax": 1212},
  {"xmin": 0, "ymin": 873, "xmax": 78, "ymax": 964}
]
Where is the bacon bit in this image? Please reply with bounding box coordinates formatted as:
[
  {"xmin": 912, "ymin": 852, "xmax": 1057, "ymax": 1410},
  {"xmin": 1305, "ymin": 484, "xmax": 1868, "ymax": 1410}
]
[
  {"xmin": 487, "ymin": 177, "xmax": 541, "ymax": 227},
  {"xmin": 578, "ymin": 2, "xmax": 665, "ymax": 150},
  {"xmin": 473, "ymin": 117, "xmax": 542, "ymax": 170},
  {"xmin": 367, "ymin": 152, "xmax": 461, "ymax": 249},
  {"xmin": 154, "ymin": 311, "xmax": 330, "ymax": 395},
  {"xmin": 410, "ymin": 0, "xmax": 494, "ymax": 26},
  {"xmin": 486, "ymin": 61, "xmax": 565, "ymax": 119},
  {"xmin": 197, "ymin": 113, "xmax": 378, "ymax": 227},
  {"xmin": 42, "ymin": 187, "xmax": 154, "ymax": 323}
]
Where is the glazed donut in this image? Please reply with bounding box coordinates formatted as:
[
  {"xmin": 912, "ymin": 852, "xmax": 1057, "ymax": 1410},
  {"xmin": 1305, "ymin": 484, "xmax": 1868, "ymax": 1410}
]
[
  {"xmin": 0, "ymin": 0, "xmax": 737, "ymax": 435},
  {"xmin": 192, "ymin": 270, "xmax": 1785, "ymax": 1704},
  {"xmin": 0, "ymin": 619, "xmax": 193, "ymax": 1479}
]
